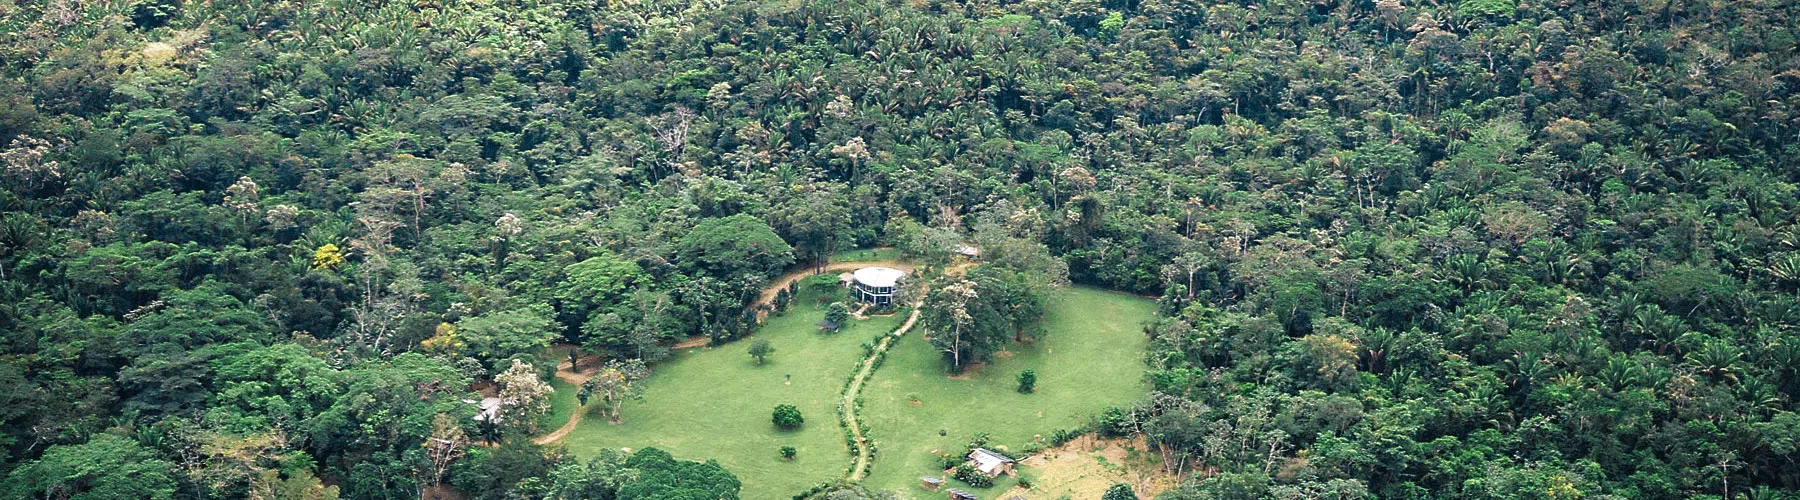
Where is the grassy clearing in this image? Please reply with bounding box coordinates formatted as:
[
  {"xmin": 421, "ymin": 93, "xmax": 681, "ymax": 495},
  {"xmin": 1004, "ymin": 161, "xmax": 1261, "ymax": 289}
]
[
  {"xmin": 859, "ymin": 287, "xmax": 1155, "ymax": 498},
  {"xmin": 560, "ymin": 289, "xmax": 906, "ymax": 499},
  {"xmin": 830, "ymin": 248, "xmax": 902, "ymax": 263},
  {"xmin": 538, "ymin": 377, "xmax": 578, "ymax": 433}
]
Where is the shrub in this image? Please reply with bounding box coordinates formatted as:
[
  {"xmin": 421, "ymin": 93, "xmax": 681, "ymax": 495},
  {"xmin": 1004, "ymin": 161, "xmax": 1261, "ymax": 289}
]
[
  {"xmin": 748, "ymin": 339, "xmax": 775, "ymax": 365},
  {"xmin": 953, "ymin": 463, "xmax": 993, "ymax": 488},
  {"xmin": 780, "ymin": 446, "xmax": 797, "ymax": 460},
  {"xmin": 772, "ymin": 404, "xmax": 804, "ymax": 430},
  {"xmin": 825, "ymin": 302, "xmax": 850, "ymax": 327},
  {"xmin": 1096, "ymin": 406, "xmax": 1133, "ymax": 437},
  {"xmin": 938, "ymin": 453, "xmax": 963, "ymax": 470},
  {"xmin": 1103, "ymin": 483, "xmax": 1137, "ymax": 500},
  {"xmin": 1017, "ymin": 369, "xmax": 1037, "ymax": 393}
]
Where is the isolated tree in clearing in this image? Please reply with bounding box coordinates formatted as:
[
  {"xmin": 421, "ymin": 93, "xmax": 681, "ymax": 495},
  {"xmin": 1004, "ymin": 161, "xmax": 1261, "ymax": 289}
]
[
  {"xmin": 748, "ymin": 339, "xmax": 775, "ymax": 365},
  {"xmin": 772, "ymin": 404, "xmax": 804, "ymax": 430},
  {"xmin": 582, "ymin": 359, "xmax": 650, "ymax": 424}
]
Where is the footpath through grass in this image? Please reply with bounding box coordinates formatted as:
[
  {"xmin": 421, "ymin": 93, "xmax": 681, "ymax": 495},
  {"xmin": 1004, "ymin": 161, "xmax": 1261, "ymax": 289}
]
[
  {"xmin": 560, "ymin": 291, "xmax": 906, "ymax": 499},
  {"xmin": 858, "ymin": 287, "xmax": 1155, "ymax": 498},
  {"xmin": 538, "ymin": 377, "xmax": 578, "ymax": 433}
]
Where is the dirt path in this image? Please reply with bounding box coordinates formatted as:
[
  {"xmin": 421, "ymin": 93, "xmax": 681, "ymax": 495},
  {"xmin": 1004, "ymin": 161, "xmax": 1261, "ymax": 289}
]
[
  {"xmin": 842, "ymin": 306, "xmax": 922, "ymax": 481},
  {"xmin": 534, "ymin": 355, "xmax": 597, "ymax": 446},
  {"xmin": 671, "ymin": 336, "xmax": 711, "ymax": 350},
  {"xmin": 755, "ymin": 259, "xmax": 915, "ymax": 312},
  {"xmin": 836, "ymin": 257, "xmax": 976, "ymax": 482},
  {"xmin": 533, "ymin": 255, "xmax": 960, "ymax": 457}
]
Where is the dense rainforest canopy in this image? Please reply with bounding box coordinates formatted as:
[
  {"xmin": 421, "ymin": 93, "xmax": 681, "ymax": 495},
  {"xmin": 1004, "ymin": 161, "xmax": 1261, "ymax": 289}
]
[{"xmin": 1, "ymin": 0, "xmax": 1798, "ymax": 498}]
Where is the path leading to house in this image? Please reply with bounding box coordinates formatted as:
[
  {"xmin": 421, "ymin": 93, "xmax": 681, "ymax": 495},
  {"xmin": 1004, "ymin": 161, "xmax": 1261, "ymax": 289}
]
[
  {"xmin": 756, "ymin": 257, "xmax": 914, "ymax": 313},
  {"xmin": 842, "ymin": 305, "xmax": 922, "ymax": 481},
  {"xmin": 534, "ymin": 354, "xmax": 599, "ymax": 445},
  {"xmin": 837, "ymin": 259, "xmax": 980, "ymax": 482}
]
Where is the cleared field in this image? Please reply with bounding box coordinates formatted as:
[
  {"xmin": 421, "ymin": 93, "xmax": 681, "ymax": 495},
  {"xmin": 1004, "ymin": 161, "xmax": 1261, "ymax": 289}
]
[
  {"xmin": 559, "ymin": 290, "xmax": 907, "ymax": 499},
  {"xmin": 858, "ymin": 287, "xmax": 1155, "ymax": 498}
]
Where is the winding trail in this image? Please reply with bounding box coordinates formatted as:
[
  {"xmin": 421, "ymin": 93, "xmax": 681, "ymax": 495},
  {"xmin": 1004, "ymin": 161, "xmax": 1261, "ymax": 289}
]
[
  {"xmin": 534, "ymin": 254, "xmax": 973, "ymax": 481},
  {"xmin": 841, "ymin": 306, "xmax": 922, "ymax": 481},
  {"xmin": 838, "ymin": 260, "xmax": 972, "ymax": 482},
  {"xmin": 533, "ymin": 355, "xmax": 597, "ymax": 445}
]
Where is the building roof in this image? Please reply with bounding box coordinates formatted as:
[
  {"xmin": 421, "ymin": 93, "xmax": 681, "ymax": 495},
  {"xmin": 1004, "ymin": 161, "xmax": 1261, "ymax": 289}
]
[
  {"xmin": 956, "ymin": 244, "xmax": 981, "ymax": 257},
  {"xmin": 852, "ymin": 267, "xmax": 905, "ymax": 288},
  {"xmin": 968, "ymin": 448, "xmax": 1014, "ymax": 475},
  {"xmin": 817, "ymin": 319, "xmax": 841, "ymax": 331},
  {"xmin": 946, "ymin": 488, "xmax": 977, "ymax": 500},
  {"xmin": 472, "ymin": 397, "xmax": 503, "ymax": 422}
]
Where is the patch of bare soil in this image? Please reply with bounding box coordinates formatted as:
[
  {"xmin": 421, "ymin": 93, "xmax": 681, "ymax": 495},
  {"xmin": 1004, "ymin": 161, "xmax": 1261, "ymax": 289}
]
[
  {"xmin": 533, "ymin": 408, "xmax": 583, "ymax": 445},
  {"xmin": 1001, "ymin": 434, "xmax": 1182, "ymax": 500},
  {"xmin": 945, "ymin": 362, "xmax": 988, "ymax": 380},
  {"xmin": 421, "ymin": 484, "xmax": 467, "ymax": 500},
  {"xmin": 671, "ymin": 336, "xmax": 711, "ymax": 350}
]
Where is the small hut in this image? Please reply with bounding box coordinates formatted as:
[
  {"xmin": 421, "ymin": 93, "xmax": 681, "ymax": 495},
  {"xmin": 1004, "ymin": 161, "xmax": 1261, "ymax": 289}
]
[
  {"xmin": 946, "ymin": 488, "xmax": 978, "ymax": 500},
  {"xmin": 816, "ymin": 319, "xmax": 842, "ymax": 332},
  {"xmin": 850, "ymin": 267, "xmax": 905, "ymax": 306},
  {"xmin": 470, "ymin": 397, "xmax": 503, "ymax": 423},
  {"xmin": 920, "ymin": 476, "xmax": 945, "ymax": 491},
  {"xmin": 967, "ymin": 448, "xmax": 1015, "ymax": 476}
]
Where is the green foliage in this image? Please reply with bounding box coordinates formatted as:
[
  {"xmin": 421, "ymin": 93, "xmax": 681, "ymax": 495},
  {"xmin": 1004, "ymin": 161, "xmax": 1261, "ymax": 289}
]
[
  {"xmin": 1457, "ymin": 0, "xmax": 1516, "ymax": 17},
  {"xmin": 824, "ymin": 302, "xmax": 851, "ymax": 329},
  {"xmin": 803, "ymin": 274, "xmax": 845, "ymax": 299},
  {"xmin": 780, "ymin": 445, "xmax": 797, "ymax": 460},
  {"xmin": 1102, "ymin": 483, "xmax": 1137, "ymax": 500},
  {"xmin": 2, "ymin": 0, "xmax": 1799, "ymax": 497},
  {"xmin": 924, "ymin": 266, "xmax": 1050, "ymax": 371},
  {"xmin": 452, "ymin": 438, "xmax": 557, "ymax": 500},
  {"xmin": 951, "ymin": 463, "xmax": 992, "ymax": 488},
  {"xmin": 1016, "ymin": 369, "xmax": 1037, "ymax": 394},
  {"xmin": 455, "ymin": 305, "xmax": 558, "ymax": 371},
  {"xmin": 748, "ymin": 339, "xmax": 775, "ymax": 365},
  {"xmin": 772, "ymin": 404, "xmax": 805, "ymax": 431},
  {"xmin": 619, "ymin": 448, "xmax": 742, "ymax": 500},
  {"xmin": 4, "ymin": 434, "xmax": 177, "ymax": 500},
  {"xmin": 676, "ymin": 214, "xmax": 796, "ymax": 281},
  {"xmin": 1097, "ymin": 12, "xmax": 1125, "ymax": 40},
  {"xmin": 556, "ymin": 252, "xmax": 648, "ymax": 333}
]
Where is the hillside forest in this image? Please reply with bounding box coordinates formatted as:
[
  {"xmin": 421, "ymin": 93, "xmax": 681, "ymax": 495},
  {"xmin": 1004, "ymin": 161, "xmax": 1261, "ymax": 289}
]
[{"xmin": 2, "ymin": 0, "xmax": 1800, "ymax": 498}]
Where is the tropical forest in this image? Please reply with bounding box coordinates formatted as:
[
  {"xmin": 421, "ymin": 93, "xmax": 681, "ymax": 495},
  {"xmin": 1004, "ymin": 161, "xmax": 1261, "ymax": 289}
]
[{"xmin": 1, "ymin": 0, "xmax": 1798, "ymax": 498}]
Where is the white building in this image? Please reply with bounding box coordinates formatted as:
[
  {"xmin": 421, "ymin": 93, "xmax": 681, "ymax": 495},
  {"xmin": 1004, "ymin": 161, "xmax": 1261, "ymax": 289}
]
[{"xmin": 850, "ymin": 267, "xmax": 905, "ymax": 306}]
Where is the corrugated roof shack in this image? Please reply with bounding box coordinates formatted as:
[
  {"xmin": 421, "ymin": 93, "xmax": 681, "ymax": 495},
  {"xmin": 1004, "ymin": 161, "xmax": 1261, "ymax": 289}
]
[{"xmin": 967, "ymin": 448, "xmax": 1016, "ymax": 476}]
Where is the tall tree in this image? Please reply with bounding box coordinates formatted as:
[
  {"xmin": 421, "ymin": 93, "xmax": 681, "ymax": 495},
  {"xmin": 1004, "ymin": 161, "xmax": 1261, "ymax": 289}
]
[
  {"xmin": 580, "ymin": 359, "xmax": 650, "ymax": 424},
  {"xmin": 494, "ymin": 360, "xmax": 553, "ymax": 436}
]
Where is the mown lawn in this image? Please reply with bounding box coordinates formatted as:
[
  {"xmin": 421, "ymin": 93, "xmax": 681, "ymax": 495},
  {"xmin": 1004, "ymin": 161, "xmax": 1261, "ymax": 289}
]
[
  {"xmin": 561, "ymin": 289, "xmax": 908, "ymax": 499},
  {"xmin": 831, "ymin": 247, "xmax": 902, "ymax": 263},
  {"xmin": 859, "ymin": 286, "xmax": 1155, "ymax": 498}
]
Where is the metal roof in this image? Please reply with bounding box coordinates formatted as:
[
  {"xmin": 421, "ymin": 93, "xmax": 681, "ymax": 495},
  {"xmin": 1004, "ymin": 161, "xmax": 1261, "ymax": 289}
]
[{"xmin": 852, "ymin": 266, "xmax": 905, "ymax": 287}]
